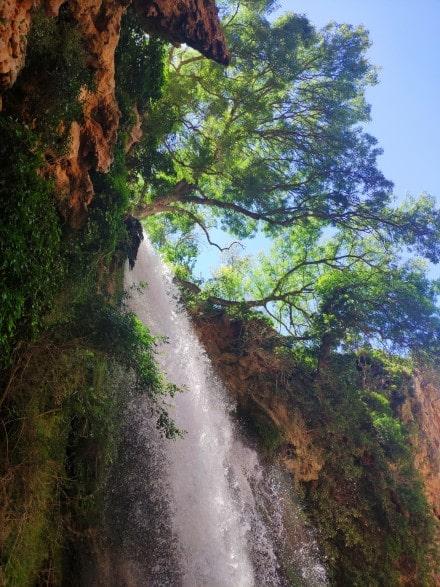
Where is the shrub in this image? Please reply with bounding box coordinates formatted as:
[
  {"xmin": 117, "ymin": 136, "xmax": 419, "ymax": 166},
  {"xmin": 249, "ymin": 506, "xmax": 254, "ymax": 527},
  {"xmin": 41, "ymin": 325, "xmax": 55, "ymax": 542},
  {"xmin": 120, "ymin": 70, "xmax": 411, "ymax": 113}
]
[
  {"xmin": 116, "ymin": 10, "xmax": 166, "ymax": 118},
  {"xmin": 51, "ymin": 296, "xmax": 180, "ymax": 436},
  {"xmin": 0, "ymin": 116, "xmax": 64, "ymax": 366},
  {"xmin": 115, "ymin": 9, "xmax": 174, "ymax": 182},
  {"xmin": 294, "ymin": 353, "xmax": 436, "ymax": 585}
]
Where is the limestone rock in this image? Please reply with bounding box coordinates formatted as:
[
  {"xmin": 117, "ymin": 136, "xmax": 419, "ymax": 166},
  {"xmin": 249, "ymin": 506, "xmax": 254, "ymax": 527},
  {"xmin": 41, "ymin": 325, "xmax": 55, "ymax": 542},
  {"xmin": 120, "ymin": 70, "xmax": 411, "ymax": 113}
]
[
  {"xmin": 0, "ymin": 0, "xmax": 33, "ymax": 92},
  {"xmin": 124, "ymin": 105, "xmax": 143, "ymax": 153},
  {"xmin": 134, "ymin": 0, "xmax": 229, "ymax": 65},
  {"xmin": 401, "ymin": 371, "xmax": 440, "ymax": 521},
  {"xmin": 1, "ymin": 0, "xmax": 228, "ymax": 226},
  {"xmin": 193, "ymin": 311, "xmax": 324, "ymax": 482}
]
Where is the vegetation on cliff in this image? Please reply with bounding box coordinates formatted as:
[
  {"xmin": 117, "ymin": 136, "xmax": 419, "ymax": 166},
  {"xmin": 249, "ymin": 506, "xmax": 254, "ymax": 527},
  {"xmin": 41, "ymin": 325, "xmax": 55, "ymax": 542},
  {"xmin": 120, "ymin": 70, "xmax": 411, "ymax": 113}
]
[
  {"xmin": 0, "ymin": 117, "xmax": 63, "ymax": 364},
  {"xmin": 0, "ymin": 10, "xmax": 173, "ymax": 584},
  {"xmin": 0, "ymin": 0, "xmax": 439, "ymax": 585},
  {"xmin": 299, "ymin": 352, "xmax": 436, "ymax": 585},
  {"xmin": 194, "ymin": 310, "xmax": 438, "ymax": 584}
]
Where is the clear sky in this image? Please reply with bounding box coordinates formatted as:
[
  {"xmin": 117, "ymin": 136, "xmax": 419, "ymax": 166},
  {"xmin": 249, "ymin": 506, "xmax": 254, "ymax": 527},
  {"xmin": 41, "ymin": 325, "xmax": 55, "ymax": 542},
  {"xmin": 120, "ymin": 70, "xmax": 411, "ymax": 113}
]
[
  {"xmin": 276, "ymin": 0, "xmax": 440, "ymax": 199},
  {"xmin": 194, "ymin": 0, "xmax": 440, "ymax": 278}
]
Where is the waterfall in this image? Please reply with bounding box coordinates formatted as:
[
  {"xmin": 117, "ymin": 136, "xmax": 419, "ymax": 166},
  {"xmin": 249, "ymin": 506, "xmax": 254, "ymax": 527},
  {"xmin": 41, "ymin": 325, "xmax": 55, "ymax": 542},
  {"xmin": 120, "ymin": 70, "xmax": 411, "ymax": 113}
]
[{"xmin": 117, "ymin": 236, "xmax": 327, "ymax": 587}]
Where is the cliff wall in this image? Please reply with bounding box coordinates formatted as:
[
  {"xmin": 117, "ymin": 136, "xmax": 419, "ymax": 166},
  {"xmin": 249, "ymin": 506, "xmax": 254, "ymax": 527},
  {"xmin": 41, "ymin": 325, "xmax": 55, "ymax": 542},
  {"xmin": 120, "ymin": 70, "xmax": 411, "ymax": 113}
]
[
  {"xmin": 0, "ymin": 0, "xmax": 228, "ymax": 226},
  {"xmin": 401, "ymin": 370, "xmax": 440, "ymax": 521},
  {"xmin": 194, "ymin": 310, "xmax": 325, "ymax": 482},
  {"xmin": 192, "ymin": 308, "xmax": 440, "ymax": 585}
]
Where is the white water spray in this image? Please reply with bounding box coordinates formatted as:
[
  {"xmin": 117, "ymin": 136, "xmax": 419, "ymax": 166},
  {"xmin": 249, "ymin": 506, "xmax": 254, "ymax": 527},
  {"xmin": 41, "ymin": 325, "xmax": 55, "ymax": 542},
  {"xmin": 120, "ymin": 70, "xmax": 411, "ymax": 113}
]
[{"xmin": 123, "ymin": 236, "xmax": 327, "ymax": 587}]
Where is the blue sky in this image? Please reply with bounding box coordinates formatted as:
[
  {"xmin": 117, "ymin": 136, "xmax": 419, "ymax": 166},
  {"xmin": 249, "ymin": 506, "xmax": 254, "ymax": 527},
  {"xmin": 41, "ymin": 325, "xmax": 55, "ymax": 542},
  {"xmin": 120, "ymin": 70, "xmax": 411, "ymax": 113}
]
[
  {"xmin": 195, "ymin": 1, "xmax": 440, "ymax": 278},
  {"xmin": 277, "ymin": 0, "xmax": 440, "ymax": 199}
]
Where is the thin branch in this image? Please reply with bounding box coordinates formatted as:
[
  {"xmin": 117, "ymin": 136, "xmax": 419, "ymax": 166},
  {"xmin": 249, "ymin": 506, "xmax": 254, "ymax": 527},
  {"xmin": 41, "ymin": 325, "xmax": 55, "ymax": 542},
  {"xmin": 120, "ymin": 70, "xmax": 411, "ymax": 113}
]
[
  {"xmin": 135, "ymin": 182, "xmax": 405, "ymax": 237},
  {"xmin": 271, "ymin": 253, "xmax": 374, "ymax": 294},
  {"xmin": 223, "ymin": 2, "xmax": 241, "ymax": 29},
  {"xmin": 175, "ymin": 54, "xmax": 206, "ymax": 73},
  {"xmin": 161, "ymin": 205, "xmax": 243, "ymax": 252},
  {"xmin": 175, "ymin": 278, "xmax": 314, "ymax": 309}
]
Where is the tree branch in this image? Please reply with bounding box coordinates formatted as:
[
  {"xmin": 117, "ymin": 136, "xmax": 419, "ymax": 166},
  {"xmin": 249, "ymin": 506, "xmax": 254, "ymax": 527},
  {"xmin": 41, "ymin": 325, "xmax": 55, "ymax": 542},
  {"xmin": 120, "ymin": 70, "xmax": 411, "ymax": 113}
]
[
  {"xmin": 160, "ymin": 204, "xmax": 243, "ymax": 252},
  {"xmin": 175, "ymin": 278, "xmax": 313, "ymax": 309},
  {"xmin": 135, "ymin": 182, "xmax": 292, "ymax": 225},
  {"xmin": 134, "ymin": 182, "xmax": 402, "ymax": 236}
]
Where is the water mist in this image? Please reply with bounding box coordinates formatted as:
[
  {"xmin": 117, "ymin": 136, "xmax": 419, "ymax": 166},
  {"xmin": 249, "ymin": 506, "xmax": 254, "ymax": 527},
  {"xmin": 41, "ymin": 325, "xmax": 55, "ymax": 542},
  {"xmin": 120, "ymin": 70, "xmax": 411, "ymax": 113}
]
[{"xmin": 114, "ymin": 236, "xmax": 327, "ymax": 586}]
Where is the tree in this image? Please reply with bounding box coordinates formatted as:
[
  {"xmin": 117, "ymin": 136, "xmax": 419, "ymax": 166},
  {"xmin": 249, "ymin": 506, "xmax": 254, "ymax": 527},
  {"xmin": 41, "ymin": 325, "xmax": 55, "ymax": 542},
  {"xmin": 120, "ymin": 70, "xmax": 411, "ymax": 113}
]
[
  {"xmin": 126, "ymin": 4, "xmax": 440, "ymax": 353},
  {"xmin": 174, "ymin": 226, "xmax": 440, "ymax": 358},
  {"xmin": 311, "ymin": 263, "xmax": 440, "ymax": 361},
  {"xmin": 135, "ymin": 7, "xmax": 440, "ymax": 252},
  {"xmin": 138, "ymin": 11, "xmax": 391, "ymax": 230}
]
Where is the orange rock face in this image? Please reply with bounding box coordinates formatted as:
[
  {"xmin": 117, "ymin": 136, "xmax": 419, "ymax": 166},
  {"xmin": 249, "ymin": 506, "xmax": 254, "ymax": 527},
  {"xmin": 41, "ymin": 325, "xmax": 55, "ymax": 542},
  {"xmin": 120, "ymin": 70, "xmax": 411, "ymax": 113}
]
[
  {"xmin": 0, "ymin": 0, "xmax": 34, "ymax": 93},
  {"xmin": 1, "ymin": 0, "xmax": 228, "ymax": 226},
  {"xmin": 400, "ymin": 370, "xmax": 440, "ymax": 584},
  {"xmin": 134, "ymin": 0, "xmax": 230, "ymax": 65},
  {"xmin": 400, "ymin": 370, "xmax": 440, "ymax": 521},
  {"xmin": 53, "ymin": 0, "xmax": 127, "ymax": 226},
  {"xmin": 192, "ymin": 311, "xmax": 324, "ymax": 482}
]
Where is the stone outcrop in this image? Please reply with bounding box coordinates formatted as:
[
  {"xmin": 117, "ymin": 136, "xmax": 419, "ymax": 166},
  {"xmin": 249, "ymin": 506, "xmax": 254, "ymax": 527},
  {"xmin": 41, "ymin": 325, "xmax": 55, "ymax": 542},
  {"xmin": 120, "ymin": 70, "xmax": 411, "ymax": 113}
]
[
  {"xmin": 397, "ymin": 369, "xmax": 440, "ymax": 585},
  {"xmin": 124, "ymin": 105, "xmax": 143, "ymax": 153},
  {"xmin": 133, "ymin": 0, "xmax": 229, "ymax": 65},
  {"xmin": 1, "ymin": 0, "xmax": 228, "ymax": 226},
  {"xmin": 50, "ymin": 0, "xmax": 127, "ymax": 226},
  {"xmin": 0, "ymin": 0, "xmax": 33, "ymax": 94},
  {"xmin": 400, "ymin": 370, "xmax": 440, "ymax": 521},
  {"xmin": 192, "ymin": 311, "xmax": 324, "ymax": 482}
]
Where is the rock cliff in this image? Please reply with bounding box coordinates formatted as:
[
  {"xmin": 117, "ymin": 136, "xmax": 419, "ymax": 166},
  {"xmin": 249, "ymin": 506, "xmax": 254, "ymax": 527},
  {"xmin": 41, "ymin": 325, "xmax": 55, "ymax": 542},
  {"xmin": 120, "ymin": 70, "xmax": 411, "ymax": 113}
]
[
  {"xmin": 192, "ymin": 308, "xmax": 440, "ymax": 583},
  {"xmin": 401, "ymin": 370, "xmax": 440, "ymax": 521},
  {"xmin": 0, "ymin": 0, "xmax": 228, "ymax": 226},
  {"xmin": 193, "ymin": 310, "xmax": 325, "ymax": 482}
]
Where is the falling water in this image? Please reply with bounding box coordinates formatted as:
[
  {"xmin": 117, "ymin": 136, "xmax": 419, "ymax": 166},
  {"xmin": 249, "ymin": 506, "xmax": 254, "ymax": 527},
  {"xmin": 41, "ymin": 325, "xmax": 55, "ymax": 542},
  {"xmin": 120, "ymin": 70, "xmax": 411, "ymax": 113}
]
[{"xmin": 117, "ymin": 236, "xmax": 327, "ymax": 587}]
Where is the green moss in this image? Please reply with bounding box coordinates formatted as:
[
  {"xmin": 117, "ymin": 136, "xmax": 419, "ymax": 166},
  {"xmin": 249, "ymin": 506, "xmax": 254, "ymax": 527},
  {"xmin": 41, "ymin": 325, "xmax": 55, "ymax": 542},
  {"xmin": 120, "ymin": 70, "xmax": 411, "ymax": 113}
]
[
  {"xmin": 0, "ymin": 291, "xmax": 176, "ymax": 585},
  {"xmin": 62, "ymin": 352, "xmax": 124, "ymax": 536},
  {"xmin": 0, "ymin": 348, "xmax": 80, "ymax": 586},
  {"xmin": 229, "ymin": 334, "xmax": 437, "ymax": 585},
  {"xmin": 237, "ymin": 401, "xmax": 283, "ymax": 456},
  {"xmin": 289, "ymin": 351, "xmax": 437, "ymax": 586},
  {"xmin": 253, "ymin": 414, "xmax": 283, "ymax": 454}
]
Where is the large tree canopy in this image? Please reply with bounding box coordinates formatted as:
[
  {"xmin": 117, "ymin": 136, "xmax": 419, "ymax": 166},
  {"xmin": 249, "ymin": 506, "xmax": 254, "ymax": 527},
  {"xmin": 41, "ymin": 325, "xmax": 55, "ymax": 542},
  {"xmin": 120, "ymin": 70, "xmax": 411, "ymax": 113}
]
[{"xmin": 125, "ymin": 3, "xmax": 440, "ymax": 356}]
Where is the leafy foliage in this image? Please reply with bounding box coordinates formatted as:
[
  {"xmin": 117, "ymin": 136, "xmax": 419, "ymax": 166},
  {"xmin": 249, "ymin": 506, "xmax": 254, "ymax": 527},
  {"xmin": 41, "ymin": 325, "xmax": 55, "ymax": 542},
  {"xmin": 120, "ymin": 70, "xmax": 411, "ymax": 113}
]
[
  {"xmin": 0, "ymin": 116, "xmax": 64, "ymax": 365},
  {"xmin": 116, "ymin": 9, "xmax": 167, "ymax": 118},
  {"xmin": 302, "ymin": 353, "xmax": 437, "ymax": 585},
  {"xmin": 133, "ymin": 4, "xmax": 440, "ymax": 362},
  {"xmin": 0, "ymin": 290, "xmax": 180, "ymax": 585},
  {"xmin": 138, "ymin": 7, "xmax": 440, "ymax": 254},
  {"xmin": 311, "ymin": 263, "xmax": 440, "ymax": 356},
  {"xmin": 54, "ymin": 298, "xmax": 174, "ymax": 401},
  {"xmin": 115, "ymin": 8, "xmax": 172, "ymax": 180}
]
